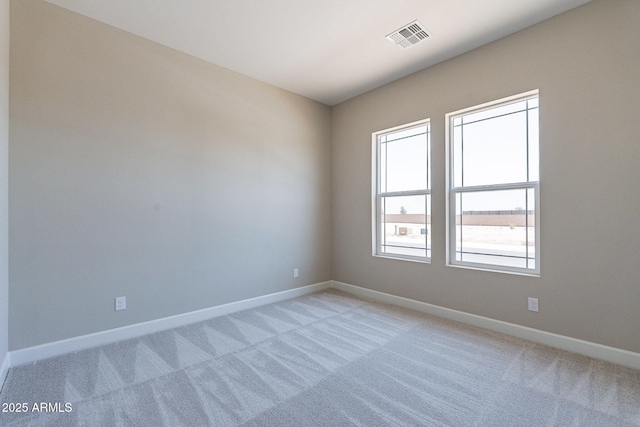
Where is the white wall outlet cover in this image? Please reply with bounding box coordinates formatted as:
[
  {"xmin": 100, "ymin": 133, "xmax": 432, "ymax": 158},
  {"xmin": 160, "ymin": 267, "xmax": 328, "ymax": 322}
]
[
  {"xmin": 115, "ymin": 296, "xmax": 126, "ymax": 311},
  {"xmin": 528, "ymin": 297, "xmax": 539, "ymax": 312}
]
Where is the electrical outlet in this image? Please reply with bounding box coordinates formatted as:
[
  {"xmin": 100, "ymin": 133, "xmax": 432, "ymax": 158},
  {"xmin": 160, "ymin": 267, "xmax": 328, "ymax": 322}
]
[
  {"xmin": 293, "ymin": 268, "xmax": 299, "ymax": 278},
  {"xmin": 528, "ymin": 297, "xmax": 539, "ymax": 312},
  {"xmin": 115, "ymin": 296, "xmax": 126, "ymax": 311}
]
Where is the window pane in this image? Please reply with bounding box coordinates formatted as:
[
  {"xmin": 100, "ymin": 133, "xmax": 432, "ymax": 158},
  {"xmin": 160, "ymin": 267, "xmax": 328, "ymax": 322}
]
[
  {"xmin": 527, "ymin": 187, "xmax": 536, "ymax": 269},
  {"xmin": 427, "ymin": 128, "xmax": 432, "ymax": 189},
  {"xmin": 462, "ymin": 100, "xmax": 527, "ymax": 125},
  {"xmin": 461, "ymin": 111, "xmax": 528, "ymax": 186},
  {"xmin": 380, "ymin": 127, "xmax": 428, "ymax": 193},
  {"xmin": 379, "ymin": 139, "xmax": 387, "ymax": 192},
  {"xmin": 528, "ymin": 107, "xmax": 539, "ymax": 182},
  {"xmin": 453, "ymin": 124, "xmax": 463, "ymax": 188},
  {"xmin": 381, "ymin": 194, "xmax": 428, "ymax": 258},
  {"xmin": 385, "ymin": 125, "xmax": 425, "ymax": 142},
  {"xmin": 455, "ymin": 189, "xmax": 535, "ymax": 270}
]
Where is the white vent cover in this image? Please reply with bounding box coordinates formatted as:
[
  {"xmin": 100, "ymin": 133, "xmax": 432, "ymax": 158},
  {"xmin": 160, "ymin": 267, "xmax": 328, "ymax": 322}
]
[{"xmin": 386, "ymin": 20, "xmax": 431, "ymax": 49}]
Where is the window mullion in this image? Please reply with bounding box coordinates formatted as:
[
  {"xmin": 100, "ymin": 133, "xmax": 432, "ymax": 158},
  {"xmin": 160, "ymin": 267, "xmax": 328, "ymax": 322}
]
[
  {"xmin": 526, "ymin": 102, "xmax": 530, "ymax": 183},
  {"xmin": 460, "ymin": 119, "xmax": 464, "ymax": 188},
  {"xmin": 525, "ymin": 188, "xmax": 529, "ymax": 269},
  {"xmin": 453, "ymin": 181, "xmax": 538, "ymax": 193},
  {"xmin": 380, "ymin": 189, "xmax": 429, "ymax": 198}
]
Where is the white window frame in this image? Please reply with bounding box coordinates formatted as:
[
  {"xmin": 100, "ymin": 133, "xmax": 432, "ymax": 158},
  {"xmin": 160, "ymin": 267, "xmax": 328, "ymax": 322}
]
[
  {"xmin": 372, "ymin": 119, "xmax": 431, "ymax": 263},
  {"xmin": 446, "ymin": 91, "xmax": 540, "ymax": 276}
]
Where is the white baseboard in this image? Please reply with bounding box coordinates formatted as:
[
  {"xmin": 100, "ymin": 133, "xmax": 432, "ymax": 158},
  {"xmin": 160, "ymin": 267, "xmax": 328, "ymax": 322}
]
[
  {"xmin": 0, "ymin": 351, "xmax": 9, "ymax": 393},
  {"xmin": 10, "ymin": 281, "xmax": 331, "ymax": 367},
  {"xmin": 9, "ymin": 280, "xmax": 639, "ymax": 371},
  {"xmin": 331, "ymin": 280, "xmax": 640, "ymax": 371}
]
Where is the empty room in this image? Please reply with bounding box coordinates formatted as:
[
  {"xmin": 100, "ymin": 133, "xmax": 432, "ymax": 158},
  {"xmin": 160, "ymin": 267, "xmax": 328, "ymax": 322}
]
[{"xmin": 1, "ymin": 0, "xmax": 639, "ymax": 425}]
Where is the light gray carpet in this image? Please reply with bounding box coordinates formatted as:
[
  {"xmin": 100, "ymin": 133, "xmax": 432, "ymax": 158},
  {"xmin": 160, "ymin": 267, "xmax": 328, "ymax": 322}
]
[{"xmin": 1, "ymin": 289, "xmax": 639, "ymax": 426}]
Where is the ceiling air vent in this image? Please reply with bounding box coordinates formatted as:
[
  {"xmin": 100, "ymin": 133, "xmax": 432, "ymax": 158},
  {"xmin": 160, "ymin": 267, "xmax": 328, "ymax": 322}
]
[{"xmin": 386, "ymin": 20, "xmax": 431, "ymax": 49}]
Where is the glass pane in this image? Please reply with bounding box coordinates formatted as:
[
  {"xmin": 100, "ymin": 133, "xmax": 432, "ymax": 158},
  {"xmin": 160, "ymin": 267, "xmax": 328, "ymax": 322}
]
[
  {"xmin": 379, "ymin": 138, "xmax": 387, "ymax": 193},
  {"xmin": 453, "ymin": 124, "xmax": 463, "ymax": 188},
  {"xmin": 527, "ymin": 187, "xmax": 536, "ymax": 269},
  {"xmin": 426, "ymin": 128, "xmax": 431, "ymax": 190},
  {"xmin": 455, "ymin": 189, "xmax": 535, "ymax": 270},
  {"xmin": 528, "ymin": 107, "xmax": 539, "ymax": 182},
  {"xmin": 462, "ymin": 111, "xmax": 528, "ymax": 186},
  {"xmin": 386, "ymin": 125, "xmax": 424, "ymax": 142},
  {"xmin": 381, "ymin": 194, "xmax": 428, "ymax": 258},
  {"xmin": 380, "ymin": 126, "xmax": 428, "ymax": 193},
  {"xmin": 462, "ymin": 100, "xmax": 527, "ymax": 125},
  {"xmin": 455, "ymin": 192, "xmax": 462, "ymax": 261},
  {"xmin": 383, "ymin": 135, "xmax": 428, "ymax": 193}
]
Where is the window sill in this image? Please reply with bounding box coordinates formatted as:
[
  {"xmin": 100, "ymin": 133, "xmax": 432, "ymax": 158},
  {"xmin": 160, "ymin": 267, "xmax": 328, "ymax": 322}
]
[
  {"xmin": 373, "ymin": 254, "xmax": 430, "ymax": 264},
  {"xmin": 446, "ymin": 262, "xmax": 540, "ymax": 277}
]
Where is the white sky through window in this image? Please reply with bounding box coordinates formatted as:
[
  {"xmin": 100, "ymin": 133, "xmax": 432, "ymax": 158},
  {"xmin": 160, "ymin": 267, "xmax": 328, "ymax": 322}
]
[{"xmin": 382, "ymin": 98, "xmax": 537, "ymax": 215}]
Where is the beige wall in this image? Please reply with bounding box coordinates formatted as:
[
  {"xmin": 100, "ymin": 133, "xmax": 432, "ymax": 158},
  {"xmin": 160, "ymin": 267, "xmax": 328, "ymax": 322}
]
[
  {"xmin": 9, "ymin": 0, "xmax": 331, "ymax": 350},
  {"xmin": 332, "ymin": 0, "xmax": 640, "ymax": 353},
  {"xmin": 0, "ymin": 0, "xmax": 9, "ymax": 364}
]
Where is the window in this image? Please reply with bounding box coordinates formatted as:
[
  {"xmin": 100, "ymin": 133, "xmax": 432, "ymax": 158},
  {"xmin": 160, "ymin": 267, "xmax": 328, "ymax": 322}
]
[
  {"xmin": 373, "ymin": 120, "xmax": 430, "ymax": 261},
  {"xmin": 447, "ymin": 91, "xmax": 539, "ymax": 275}
]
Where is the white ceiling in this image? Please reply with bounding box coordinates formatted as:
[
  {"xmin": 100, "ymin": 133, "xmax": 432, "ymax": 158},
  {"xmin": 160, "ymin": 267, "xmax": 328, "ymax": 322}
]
[{"xmin": 43, "ymin": 0, "xmax": 593, "ymax": 106}]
